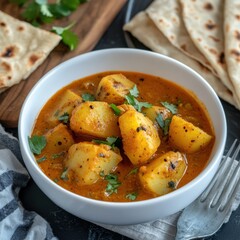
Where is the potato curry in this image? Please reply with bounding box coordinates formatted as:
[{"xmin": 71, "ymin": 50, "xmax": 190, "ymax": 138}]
[{"xmin": 29, "ymin": 71, "xmax": 214, "ymax": 202}]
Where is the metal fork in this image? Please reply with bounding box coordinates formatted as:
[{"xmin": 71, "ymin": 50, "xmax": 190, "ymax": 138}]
[{"xmin": 175, "ymin": 139, "xmax": 240, "ymax": 240}]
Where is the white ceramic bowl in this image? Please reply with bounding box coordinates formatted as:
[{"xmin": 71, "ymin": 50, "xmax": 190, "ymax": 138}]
[{"xmin": 18, "ymin": 48, "xmax": 227, "ymax": 225}]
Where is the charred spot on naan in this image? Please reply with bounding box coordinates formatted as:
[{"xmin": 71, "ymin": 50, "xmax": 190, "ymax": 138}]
[
  {"xmin": 205, "ymin": 20, "xmax": 217, "ymax": 31},
  {"xmin": 234, "ymin": 30, "xmax": 240, "ymax": 41},
  {"xmin": 235, "ymin": 15, "xmax": 240, "ymax": 21},
  {"xmin": 203, "ymin": 3, "xmax": 213, "ymax": 11},
  {"xmin": 230, "ymin": 49, "xmax": 240, "ymax": 62},
  {"xmin": 0, "ymin": 21, "xmax": 6, "ymax": 27},
  {"xmin": 28, "ymin": 53, "xmax": 42, "ymax": 67},
  {"xmin": 1, "ymin": 45, "xmax": 18, "ymax": 58}
]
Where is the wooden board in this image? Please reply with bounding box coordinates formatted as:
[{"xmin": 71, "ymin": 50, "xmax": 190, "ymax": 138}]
[{"xmin": 0, "ymin": 0, "xmax": 127, "ymax": 128}]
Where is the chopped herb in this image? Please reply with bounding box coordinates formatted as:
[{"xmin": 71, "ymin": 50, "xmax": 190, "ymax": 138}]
[
  {"xmin": 52, "ymin": 152, "xmax": 65, "ymax": 159},
  {"xmin": 103, "ymin": 173, "xmax": 121, "ymax": 195},
  {"xmin": 156, "ymin": 114, "xmax": 172, "ymax": 135},
  {"xmin": 109, "ymin": 103, "xmax": 121, "ymax": 116},
  {"xmin": 129, "ymin": 85, "xmax": 139, "ymax": 97},
  {"xmin": 58, "ymin": 112, "xmax": 69, "ymax": 124},
  {"xmin": 161, "ymin": 101, "xmax": 178, "ymax": 114},
  {"xmin": 99, "ymin": 170, "xmax": 105, "ymax": 177},
  {"xmin": 10, "ymin": 0, "xmax": 86, "ymax": 49},
  {"xmin": 60, "ymin": 168, "xmax": 69, "ymax": 180},
  {"xmin": 126, "ymin": 192, "xmax": 138, "ymax": 201},
  {"xmin": 125, "ymin": 85, "xmax": 152, "ymax": 112},
  {"xmin": 93, "ymin": 137, "xmax": 120, "ymax": 148},
  {"xmin": 81, "ymin": 93, "xmax": 95, "ymax": 101},
  {"xmin": 168, "ymin": 181, "xmax": 176, "ymax": 189},
  {"xmin": 53, "ymin": 178, "xmax": 59, "ymax": 183},
  {"xmin": 125, "ymin": 167, "xmax": 138, "ymax": 178},
  {"xmin": 52, "ymin": 22, "xmax": 79, "ymax": 50},
  {"xmin": 37, "ymin": 156, "xmax": 47, "ymax": 163},
  {"xmin": 28, "ymin": 135, "xmax": 46, "ymax": 155}
]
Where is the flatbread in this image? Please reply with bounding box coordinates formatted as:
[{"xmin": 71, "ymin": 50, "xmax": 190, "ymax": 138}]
[
  {"xmin": 224, "ymin": 0, "xmax": 240, "ymax": 106},
  {"xmin": 123, "ymin": 11, "xmax": 236, "ymax": 107},
  {"xmin": 179, "ymin": 0, "xmax": 240, "ymax": 106},
  {"xmin": 0, "ymin": 10, "xmax": 61, "ymax": 92},
  {"xmin": 146, "ymin": 0, "xmax": 217, "ymax": 76}
]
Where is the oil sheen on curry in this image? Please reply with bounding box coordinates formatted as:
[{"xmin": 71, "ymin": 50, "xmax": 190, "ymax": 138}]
[{"xmin": 30, "ymin": 71, "xmax": 214, "ymax": 202}]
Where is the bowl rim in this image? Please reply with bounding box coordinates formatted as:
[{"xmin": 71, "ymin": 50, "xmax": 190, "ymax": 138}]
[{"xmin": 18, "ymin": 48, "xmax": 227, "ymax": 207}]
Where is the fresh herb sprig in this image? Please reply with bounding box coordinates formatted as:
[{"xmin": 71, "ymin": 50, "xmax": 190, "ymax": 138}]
[
  {"xmin": 156, "ymin": 114, "xmax": 172, "ymax": 136},
  {"xmin": 10, "ymin": 0, "xmax": 87, "ymax": 50},
  {"xmin": 81, "ymin": 93, "xmax": 95, "ymax": 102},
  {"xmin": 126, "ymin": 192, "xmax": 138, "ymax": 201},
  {"xmin": 28, "ymin": 135, "xmax": 46, "ymax": 155},
  {"xmin": 100, "ymin": 171, "xmax": 121, "ymax": 195},
  {"xmin": 93, "ymin": 137, "xmax": 121, "ymax": 149},
  {"xmin": 125, "ymin": 85, "xmax": 152, "ymax": 112}
]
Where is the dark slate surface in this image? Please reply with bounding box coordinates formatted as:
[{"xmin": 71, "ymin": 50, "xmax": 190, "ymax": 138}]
[{"xmin": 8, "ymin": 0, "xmax": 240, "ymax": 239}]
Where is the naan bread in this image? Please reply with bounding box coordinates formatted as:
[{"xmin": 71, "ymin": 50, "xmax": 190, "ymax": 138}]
[
  {"xmin": 224, "ymin": 0, "xmax": 240, "ymax": 106},
  {"xmin": 146, "ymin": 0, "xmax": 217, "ymax": 76},
  {"xmin": 123, "ymin": 11, "xmax": 235, "ymax": 107},
  {"xmin": 0, "ymin": 10, "xmax": 61, "ymax": 92},
  {"xmin": 179, "ymin": 0, "xmax": 240, "ymax": 105}
]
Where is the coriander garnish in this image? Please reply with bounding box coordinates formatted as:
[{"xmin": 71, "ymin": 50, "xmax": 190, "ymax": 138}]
[
  {"xmin": 125, "ymin": 85, "xmax": 152, "ymax": 112},
  {"xmin": 161, "ymin": 101, "xmax": 178, "ymax": 114},
  {"xmin": 58, "ymin": 112, "xmax": 69, "ymax": 124},
  {"xmin": 81, "ymin": 93, "xmax": 95, "ymax": 102},
  {"xmin": 156, "ymin": 114, "xmax": 172, "ymax": 136},
  {"xmin": 37, "ymin": 156, "xmax": 47, "ymax": 163},
  {"xmin": 60, "ymin": 167, "xmax": 69, "ymax": 181},
  {"xmin": 126, "ymin": 192, "xmax": 138, "ymax": 201},
  {"xmin": 93, "ymin": 137, "xmax": 120, "ymax": 149},
  {"xmin": 28, "ymin": 135, "xmax": 46, "ymax": 155},
  {"xmin": 109, "ymin": 103, "xmax": 121, "ymax": 116},
  {"xmin": 100, "ymin": 172, "xmax": 121, "ymax": 195}
]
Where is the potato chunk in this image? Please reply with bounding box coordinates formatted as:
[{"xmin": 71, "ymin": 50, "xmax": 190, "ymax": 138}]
[
  {"xmin": 49, "ymin": 90, "xmax": 82, "ymax": 125},
  {"xmin": 118, "ymin": 110, "xmax": 160, "ymax": 165},
  {"xmin": 70, "ymin": 101, "xmax": 120, "ymax": 138},
  {"xmin": 95, "ymin": 74, "xmax": 134, "ymax": 105},
  {"xmin": 45, "ymin": 123, "xmax": 75, "ymax": 154},
  {"xmin": 64, "ymin": 142, "xmax": 122, "ymax": 185},
  {"xmin": 139, "ymin": 151, "xmax": 187, "ymax": 196},
  {"xmin": 169, "ymin": 115, "xmax": 212, "ymax": 153}
]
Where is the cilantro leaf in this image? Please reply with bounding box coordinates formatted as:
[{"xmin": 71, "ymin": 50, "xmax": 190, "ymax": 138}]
[
  {"xmin": 58, "ymin": 112, "xmax": 69, "ymax": 124},
  {"xmin": 60, "ymin": 167, "xmax": 69, "ymax": 180},
  {"xmin": 129, "ymin": 85, "xmax": 139, "ymax": 97},
  {"xmin": 22, "ymin": 2, "xmax": 40, "ymax": 23},
  {"xmin": 93, "ymin": 137, "xmax": 120, "ymax": 148},
  {"xmin": 60, "ymin": 0, "xmax": 80, "ymax": 11},
  {"xmin": 156, "ymin": 114, "xmax": 172, "ymax": 135},
  {"xmin": 161, "ymin": 101, "xmax": 178, "ymax": 114},
  {"xmin": 125, "ymin": 167, "xmax": 138, "ymax": 178},
  {"xmin": 81, "ymin": 93, "xmax": 95, "ymax": 101},
  {"xmin": 28, "ymin": 135, "xmax": 47, "ymax": 155},
  {"xmin": 62, "ymin": 29, "xmax": 79, "ymax": 50},
  {"xmin": 126, "ymin": 192, "xmax": 138, "ymax": 201},
  {"xmin": 102, "ymin": 173, "xmax": 121, "ymax": 195},
  {"xmin": 10, "ymin": 0, "xmax": 27, "ymax": 6},
  {"xmin": 37, "ymin": 156, "xmax": 47, "ymax": 163},
  {"xmin": 109, "ymin": 103, "xmax": 121, "ymax": 116},
  {"xmin": 125, "ymin": 85, "xmax": 152, "ymax": 112},
  {"xmin": 49, "ymin": 4, "xmax": 71, "ymax": 18}
]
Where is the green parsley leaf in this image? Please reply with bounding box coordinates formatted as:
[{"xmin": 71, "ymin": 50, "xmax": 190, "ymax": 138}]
[
  {"xmin": 125, "ymin": 85, "xmax": 152, "ymax": 112},
  {"xmin": 93, "ymin": 137, "xmax": 120, "ymax": 148},
  {"xmin": 60, "ymin": 168, "xmax": 69, "ymax": 180},
  {"xmin": 37, "ymin": 156, "xmax": 47, "ymax": 163},
  {"xmin": 10, "ymin": 0, "xmax": 27, "ymax": 6},
  {"xmin": 53, "ymin": 178, "xmax": 59, "ymax": 183},
  {"xmin": 52, "ymin": 152, "xmax": 65, "ymax": 159},
  {"xmin": 28, "ymin": 135, "xmax": 47, "ymax": 155},
  {"xmin": 161, "ymin": 101, "xmax": 178, "ymax": 114},
  {"xmin": 22, "ymin": 2, "xmax": 40, "ymax": 23},
  {"xmin": 156, "ymin": 114, "xmax": 172, "ymax": 135},
  {"xmin": 126, "ymin": 192, "xmax": 138, "ymax": 201},
  {"xmin": 38, "ymin": 2, "xmax": 53, "ymax": 17},
  {"xmin": 103, "ymin": 173, "xmax": 121, "ymax": 195},
  {"xmin": 49, "ymin": 4, "xmax": 71, "ymax": 18},
  {"xmin": 125, "ymin": 167, "xmax": 138, "ymax": 178},
  {"xmin": 60, "ymin": 0, "xmax": 80, "ymax": 11},
  {"xmin": 129, "ymin": 85, "xmax": 139, "ymax": 97},
  {"xmin": 58, "ymin": 112, "xmax": 69, "ymax": 124},
  {"xmin": 81, "ymin": 93, "xmax": 95, "ymax": 101},
  {"xmin": 109, "ymin": 103, "xmax": 121, "ymax": 116}
]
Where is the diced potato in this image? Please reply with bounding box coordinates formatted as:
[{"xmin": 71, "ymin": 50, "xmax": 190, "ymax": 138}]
[
  {"xmin": 169, "ymin": 115, "xmax": 212, "ymax": 153},
  {"xmin": 139, "ymin": 151, "xmax": 187, "ymax": 196},
  {"xmin": 64, "ymin": 142, "xmax": 122, "ymax": 185},
  {"xmin": 95, "ymin": 74, "xmax": 134, "ymax": 105},
  {"xmin": 45, "ymin": 123, "xmax": 75, "ymax": 154},
  {"xmin": 70, "ymin": 101, "xmax": 120, "ymax": 138},
  {"xmin": 142, "ymin": 106, "xmax": 171, "ymax": 123},
  {"xmin": 118, "ymin": 110, "xmax": 160, "ymax": 165},
  {"xmin": 49, "ymin": 90, "xmax": 82, "ymax": 125}
]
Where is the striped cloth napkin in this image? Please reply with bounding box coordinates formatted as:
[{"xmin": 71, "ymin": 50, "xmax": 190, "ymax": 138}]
[
  {"xmin": 0, "ymin": 125, "xmax": 57, "ymax": 240},
  {"xmin": 1, "ymin": 123, "xmax": 240, "ymax": 240}
]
